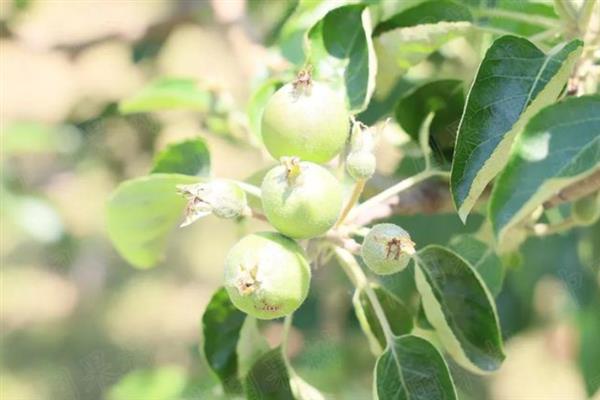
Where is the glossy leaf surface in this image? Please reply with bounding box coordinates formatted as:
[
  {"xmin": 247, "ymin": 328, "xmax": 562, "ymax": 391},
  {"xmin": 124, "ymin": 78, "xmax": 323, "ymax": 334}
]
[
  {"xmin": 489, "ymin": 95, "xmax": 600, "ymax": 241},
  {"xmin": 414, "ymin": 245, "xmax": 504, "ymax": 373},
  {"xmin": 202, "ymin": 287, "xmax": 246, "ymax": 394},
  {"xmin": 374, "ymin": 335, "xmax": 456, "ymax": 400},
  {"xmin": 451, "ymin": 36, "xmax": 583, "ymax": 221}
]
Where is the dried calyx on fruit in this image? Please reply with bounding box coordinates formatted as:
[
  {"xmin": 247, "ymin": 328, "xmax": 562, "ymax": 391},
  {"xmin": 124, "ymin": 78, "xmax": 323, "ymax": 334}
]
[
  {"xmin": 261, "ymin": 157, "xmax": 342, "ymax": 239},
  {"xmin": 261, "ymin": 68, "xmax": 349, "ymax": 164},
  {"xmin": 361, "ymin": 223, "xmax": 415, "ymax": 275},
  {"xmin": 177, "ymin": 179, "xmax": 248, "ymax": 227},
  {"xmin": 349, "ymin": 118, "xmax": 376, "ymax": 154},
  {"xmin": 224, "ymin": 232, "xmax": 311, "ymax": 319},
  {"xmin": 346, "ymin": 119, "xmax": 377, "ymax": 180}
]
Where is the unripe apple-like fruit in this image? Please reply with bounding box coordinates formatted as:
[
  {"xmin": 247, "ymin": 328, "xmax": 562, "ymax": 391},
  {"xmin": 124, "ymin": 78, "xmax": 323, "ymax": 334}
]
[
  {"xmin": 346, "ymin": 151, "xmax": 376, "ymax": 180},
  {"xmin": 261, "ymin": 81, "xmax": 349, "ymax": 163},
  {"xmin": 261, "ymin": 158, "xmax": 342, "ymax": 239},
  {"xmin": 572, "ymin": 192, "xmax": 600, "ymax": 225},
  {"xmin": 224, "ymin": 232, "xmax": 311, "ymax": 319},
  {"xmin": 361, "ymin": 223, "xmax": 415, "ymax": 275}
]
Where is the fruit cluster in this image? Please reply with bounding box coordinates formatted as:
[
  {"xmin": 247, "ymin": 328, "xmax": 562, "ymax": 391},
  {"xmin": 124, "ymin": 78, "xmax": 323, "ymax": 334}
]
[{"xmin": 180, "ymin": 70, "xmax": 415, "ymax": 319}]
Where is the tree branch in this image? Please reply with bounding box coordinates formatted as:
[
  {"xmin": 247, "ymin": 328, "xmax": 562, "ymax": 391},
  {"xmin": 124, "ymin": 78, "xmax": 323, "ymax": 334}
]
[
  {"xmin": 353, "ymin": 168, "xmax": 600, "ymax": 226},
  {"xmin": 543, "ymin": 169, "xmax": 600, "ymax": 209}
]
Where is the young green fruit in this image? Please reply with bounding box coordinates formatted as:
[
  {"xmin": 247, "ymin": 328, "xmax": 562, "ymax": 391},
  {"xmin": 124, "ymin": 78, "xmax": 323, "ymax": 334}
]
[
  {"xmin": 224, "ymin": 232, "xmax": 311, "ymax": 319},
  {"xmin": 572, "ymin": 192, "xmax": 600, "ymax": 225},
  {"xmin": 261, "ymin": 158, "xmax": 342, "ymax": 239},
  {"xmin": 361, "ymin": 223, "xmax": 415, "ymax": 275},
  {"xmin": 346, "ymin": 151, "xmax": 376, "ymax": 180},
  {"xmin": 261, "ymin": 80, "xmax": 349, "ymax": 163}
]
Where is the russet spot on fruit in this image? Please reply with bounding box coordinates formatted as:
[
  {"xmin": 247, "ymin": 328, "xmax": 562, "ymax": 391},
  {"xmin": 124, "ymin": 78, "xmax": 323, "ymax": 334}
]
[
  {"xmin": 361, "ymin": 223, "xmax": 415, "ymax": 275},
  {"xmin": 261, "ymin": 158, "xmax": 342, "ymax": 239},
  {"xmin": 261, "ymin": 76, "xmax": 349, "ymax": 164},
  {"xmin": 224, "ymin": 232, "xmax": 311, "ymax": 319}
]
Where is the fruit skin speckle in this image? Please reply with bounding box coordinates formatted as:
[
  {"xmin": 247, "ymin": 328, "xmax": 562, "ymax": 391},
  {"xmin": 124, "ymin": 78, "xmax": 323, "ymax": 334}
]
[
  {"xmin": 261, "ymin": 81, "xmax": 349, "ymax": 164},
  {"xmin": 361, "ymin": 223, "xmax": 415, "ymax": 275},
  {"xmin": 261, "ymin": 160, "xmax": 342, "ymax": 239},
  {"xmin": 224, "ymin": 232, "xmax": 311, "ymax": 320}
]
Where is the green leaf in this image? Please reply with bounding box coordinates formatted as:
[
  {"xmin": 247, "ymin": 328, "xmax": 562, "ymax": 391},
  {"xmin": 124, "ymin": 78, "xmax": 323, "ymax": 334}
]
[
  {"xmin": 307, "ymin": 4, "xmax": 377, "ymax": 112},
  {"xmin": 474, "ymin": 1, "xmax": 560, "ymax": 38},
  {"xmin": 489, "ymin": 95, "xmax": 600, "ymax": 242},
  {"xmin": 278, "ymin": 0, "xmax": 349, "ymax": 64},
  {"xmin": 374, "ymin": 335, "xmax": 457, "ymax": 400},
  {"xmin": 247, "ymin": 79, "xmax": 283, "ymax": 144},
  {"xmin": 353, "ymin": 284, "xmax": 413, "ymax": 354},
  {"xmin": 119, "ymin": 78, "xmax": 211, "ymax": 114},
  {"xmin": 415, "ymin": 302, "xmax": 434, "ymax": 330},
  {"xmin": 2, "ymin": 122, "xmax": 80, "ymax": 155},
  {"xmin": 374, "ymin": 0, "xmax": 472, "ymax": 35},
  {"xmin": 448, "ymin": 234, "xmax": 504, "ymax": 296},
  {"xmin": 450, "ymin": 36, "xmax": 583, "ymax": 221},
  {"xmin": 395, "ymin": 80, "xmax": 464, "ymax": 162},
  {"xmin": 151, "ymin": 138, "xmax": 210, "ymax": 176},
  {"xmin": 237, "ymin": 317, "xmax": 270, "ymax": 378},
  {"xmin": 106, "ymin": 173, "xmax": 198, "ymax": 268},
  {"xmin": 107, "ymin": 365, "xmax": 187, "ymax": 400},
  {"xmin": 290, "ymin": 374, "xmax": 325, "ymax": 400},
  {"xmin": 414, "ymin": 245, "xmax": 504, "ymax": 374},
  {"xmin": 202, "ymin": 287, "xmax": 247, "ymax": 394},
  {"xmin": 578, "ymin": 299, "xmax": 600, "ymax": 396},
  {"xmin": 578, "ymin": 220, "xmax": 600, "ymax": 273},
  {"xmin": 374, "ymin": 1, "xmax": 472, "ymax": 78},
  {"xmin": 244, "ymin": 347, "xmax": 294, "ymax": 400}
]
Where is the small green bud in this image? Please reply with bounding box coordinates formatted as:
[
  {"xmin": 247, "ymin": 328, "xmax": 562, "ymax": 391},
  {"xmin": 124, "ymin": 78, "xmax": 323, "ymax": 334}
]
[
  {"xmin": 361, "ymin": 223, "xmax": 415, "ymax": 275},
  {"xmin": 224, "ymin": 232, "xmax": 311, "ymax": 319},
  {"xmin": 177, "ymin": 179, "xmax": 248, "ymax": 226},
  {"xmin": 346, "ymin": 151, "xmax": 376, "ymax": 180}
]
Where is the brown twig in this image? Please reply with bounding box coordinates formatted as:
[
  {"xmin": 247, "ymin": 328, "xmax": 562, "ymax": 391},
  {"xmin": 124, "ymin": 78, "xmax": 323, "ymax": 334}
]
[
  {"xmin": 353, "ymin": 168, "xmax": 600, "ymax": 226},
  {"xmin": 543, "ymin": 169, "xmax": 600, "ymax": 209}
]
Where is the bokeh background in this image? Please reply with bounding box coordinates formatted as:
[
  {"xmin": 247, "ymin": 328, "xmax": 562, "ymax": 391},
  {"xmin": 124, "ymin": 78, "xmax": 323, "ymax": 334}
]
[{"xmin": 1, "ymin": 0, "xmax": 599, "ymax": 399}]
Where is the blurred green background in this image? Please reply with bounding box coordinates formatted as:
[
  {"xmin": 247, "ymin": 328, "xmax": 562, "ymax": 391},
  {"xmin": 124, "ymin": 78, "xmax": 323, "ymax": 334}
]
[{"xmin": 1, "ymin": 1, "xmax": 598, "ymax": 399}]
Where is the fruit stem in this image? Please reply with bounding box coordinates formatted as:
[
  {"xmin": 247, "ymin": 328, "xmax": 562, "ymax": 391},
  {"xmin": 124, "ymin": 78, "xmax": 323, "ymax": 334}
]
[
  {"xmin": 333, "ymin": 246, "xmax": 395, "ymax": 345},
  {"xmin": 282, "ymin": 313, "xmax": 293, "ymax": 359},
  {"xmin": 350, "ymin": 170, "xmax": 449, "ymax": 221},
  {"xmin": 334, "ymin": 179, "xmax": 366, "ymax": 228},
  {"xmin": 249, "ymin": 209, "xmax": 268, "ymax": 222},
  {"xmin": 235, "ymin": 181, "xmax": 262, "ymax": 198},
  {"xmin": 332, "ymin": 246, "xmax": 367, "ymax": 288}
]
